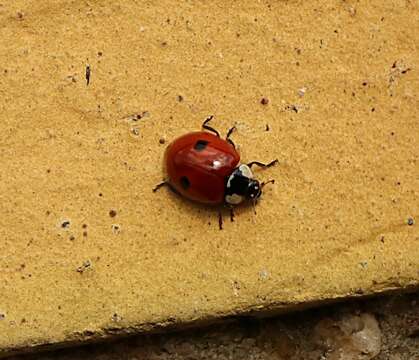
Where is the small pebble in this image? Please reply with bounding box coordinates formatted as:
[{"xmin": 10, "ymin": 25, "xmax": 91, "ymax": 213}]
[
  {"xmin": 260, "ymin": 97, "xmax": 269, "ymax": 105},
  {"xmin": 76, "ymin": 260, "xmax": 92, "ymax": 273},
  {"xmin": 286, "ymin": 104, "xmax": 302, "ymax": 113},
  {"xmin": 111, "ymin": 224, "xmax": 121, "ymax": 234},
  {"xmin": 112, "ymin": 313, "xmax": 122, "ymax": 322},
  {"xmin": 407, "ymin": 218, "xmax": 414, "ymax": 226},
  {"xmin": 61, "ymin": 220, "xmax": 70, "ymax": 228}
]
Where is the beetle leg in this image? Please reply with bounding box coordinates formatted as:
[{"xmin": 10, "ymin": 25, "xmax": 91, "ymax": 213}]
[
  {"xmin": 225, "ymin": 205, "xmax": 236, "ymax": 222},
  {"xmin": 218, "ymin": 211, "xmax": 223, "ymax": 230},
  {"xmin": 261, "ymin": 179, "xmax": 275, "ymax": 188},
  {"xmin": 152, "ymin": 181, "xmax": 168, "ymax": 192},
  {"xmin": 247, "ymin": 159, "xmax": 279, "ymax": 169},
  {"xmin": 226, "ymin": 126, "xmax": 237, "ymax": 148},
  {"xmin": 153, "ymin": 181, "xmax": 181, "ymax": 196},
  {"xmin": 202, "ymin": 115, "xmax": 221, "ymax": 137},
  {"xmin": 252, "ymin": 199, "xmax": 257, "ymax": 215},
  {"xmin": 230, "ymin": 207, "xmax": 235, "ymax": 222}
]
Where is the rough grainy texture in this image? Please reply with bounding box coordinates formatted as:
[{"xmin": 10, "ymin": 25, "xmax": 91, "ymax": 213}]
[
  {"xmin": 8, "ymin": 293, "xmax": 419, "ymax": 360},
  {"xmin": 0, "ymin": 0, "xmax": 418, "ymax": 356}
]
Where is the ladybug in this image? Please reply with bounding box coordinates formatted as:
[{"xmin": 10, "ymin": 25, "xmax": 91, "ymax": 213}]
[{"xmin": 153, "ymin": 116, "xmax": 278, "ymax": 228}]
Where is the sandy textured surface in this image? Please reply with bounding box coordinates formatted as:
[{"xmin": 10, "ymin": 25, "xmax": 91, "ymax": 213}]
[{"xmin": 0, "ymin": 0, "xmax": 418, "ymax": 356}]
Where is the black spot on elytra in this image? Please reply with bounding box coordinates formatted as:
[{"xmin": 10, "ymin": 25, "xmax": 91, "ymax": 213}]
[
  {"xmin": 194, "ymin": 140, "xmax": 209, "ymax": 151},
  {"xmin": 180, "ymin": 176, "xmax": 190, "ymax": 190}
]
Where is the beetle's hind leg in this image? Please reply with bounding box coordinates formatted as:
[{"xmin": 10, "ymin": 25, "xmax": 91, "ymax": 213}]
[
  {"xmin": 153, "ymin": 181, "xmax": 183, "ymax": 200},
  {"xmin": 153, "ymin": 181, "xmax": 181, "ymax": 196},
  {"xmin": 202, "ymin": 115, "xmax": 221, "ymax": 137},
  {"xmin": 152, "ymin": 181, "xmax": 168, "ymax": 192}
]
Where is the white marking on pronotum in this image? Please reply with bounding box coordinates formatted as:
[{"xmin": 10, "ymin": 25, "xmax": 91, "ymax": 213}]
[
  {"xmin": 239, "ymin": 164, "xmax": 253, "ymax": 179},
  {"xmin": 226, "ymin": 164, "xmax": 254, "ymax": 190},
  {"xmin": 225, "ymin": 194, "xmax": 244, "ymax": 205},
  {"xmin": 226, "ymin": 173, "xmax": 234, "ymax": 189}
]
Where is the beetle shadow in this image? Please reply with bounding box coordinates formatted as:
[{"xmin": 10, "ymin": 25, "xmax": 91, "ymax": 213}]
[
  {"xmin": 153, "ymin": 183, "xmax": 265, "ymax": 230},
  {"xmin": 155, "ymin": 185, "xmax": 223, "ymax": 227}
]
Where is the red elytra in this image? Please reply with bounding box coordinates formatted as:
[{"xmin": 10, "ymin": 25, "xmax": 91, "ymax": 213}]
[{"xmin": 164, "ymin": 131, "xmax": 240, "ymax": 204}]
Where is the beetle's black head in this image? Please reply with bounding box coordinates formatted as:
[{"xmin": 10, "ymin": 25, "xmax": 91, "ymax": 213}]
[{"xmin": 246, "ymin": 179, "xmax": 262, "ymax": 200}]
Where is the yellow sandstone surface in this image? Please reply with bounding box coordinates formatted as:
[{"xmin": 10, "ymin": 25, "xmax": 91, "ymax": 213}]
[{"xmin": 0, "ymin": 0, "xmax": 418, "ymax": 356}]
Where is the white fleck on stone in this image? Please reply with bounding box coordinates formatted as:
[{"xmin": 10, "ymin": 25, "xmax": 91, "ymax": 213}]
[
  {"xmin": 359, "ymin": 261, "xmax": 368, "ymax": 269},
  {"xmin": 259, "ymin": 269, "xmax": 269, "ymax": 280},
  {"xmin": 231, "ymin": 280, "xmax": 240, "ymax": 296},
  {"xmin": 298, "ymin": 87, "xmax": 307, "ymax": 97}
]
